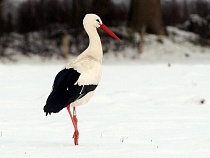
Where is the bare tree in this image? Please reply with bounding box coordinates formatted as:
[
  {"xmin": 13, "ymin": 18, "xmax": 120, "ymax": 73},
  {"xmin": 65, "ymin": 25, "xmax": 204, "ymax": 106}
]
[
  {"xmin": 128, "ymin": 0, "xmax": 168, "ymax": 54},
  {"xmin": 62, "ymin": 31, "xmax": 70, "ymax": 61}
]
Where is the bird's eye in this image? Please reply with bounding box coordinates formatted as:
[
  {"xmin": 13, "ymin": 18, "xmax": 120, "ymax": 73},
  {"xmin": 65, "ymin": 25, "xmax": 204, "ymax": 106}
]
[{"xmin": 96, "ymin": 19, "xmax": 100, "ymax": 23}]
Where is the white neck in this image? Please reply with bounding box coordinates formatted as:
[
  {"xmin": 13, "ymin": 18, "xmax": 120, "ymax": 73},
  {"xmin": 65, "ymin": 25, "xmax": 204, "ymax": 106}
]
[{"xmin": 83, "ymin": 25, "xmax": 103, "ymax": 63}]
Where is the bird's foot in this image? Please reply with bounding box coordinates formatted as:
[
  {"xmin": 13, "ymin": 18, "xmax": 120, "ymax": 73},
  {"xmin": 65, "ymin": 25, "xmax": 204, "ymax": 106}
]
[{"xmin": 73, "ymin": 130, "xmax": 79, "ymax": 145}]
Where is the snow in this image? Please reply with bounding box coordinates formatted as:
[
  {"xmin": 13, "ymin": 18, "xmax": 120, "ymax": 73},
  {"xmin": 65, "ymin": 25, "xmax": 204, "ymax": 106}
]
[
  {"xmin": 1, "ymin": 64, "xmax": 210, "ymax": 157},
  {"xmin": 1, "ymin": 27, "xmax": 210, "ymax": 157}
]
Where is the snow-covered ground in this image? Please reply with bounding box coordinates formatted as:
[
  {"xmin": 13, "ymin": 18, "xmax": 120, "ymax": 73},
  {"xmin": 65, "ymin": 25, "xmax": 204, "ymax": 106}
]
[
  {"xmin": 1, "ymin": 27, "xmax": 210, "ymax": 157},
  {"xmin": 0, "ymin": 63, "xmax": 210, "ymax": 157}
]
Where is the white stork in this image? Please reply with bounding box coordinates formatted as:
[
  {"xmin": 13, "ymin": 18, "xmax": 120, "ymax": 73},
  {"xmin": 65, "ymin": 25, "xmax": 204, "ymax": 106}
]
[{"xmin": 44, "ymin": 14, "xmax": 120, "ymax": 145}]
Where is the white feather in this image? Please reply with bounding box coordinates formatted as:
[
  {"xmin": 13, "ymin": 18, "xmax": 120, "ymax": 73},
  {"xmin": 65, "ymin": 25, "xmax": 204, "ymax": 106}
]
[
  {"xmin": 71, "ymin": 91, "xmax": 94, "ymax": 107},
  {"xmin": 66, "ymin": 56, "xmax": 102, "ymax": 86}
]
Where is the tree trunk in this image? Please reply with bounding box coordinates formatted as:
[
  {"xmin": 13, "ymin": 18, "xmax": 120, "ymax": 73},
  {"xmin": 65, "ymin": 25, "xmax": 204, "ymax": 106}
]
[
  {"xmin": 62, "ymin": 31, "xmax": 70, "ymax": 61},
  {"xmin": 128, "ymin": 0, "xmax": 168, "ymax": 54}
]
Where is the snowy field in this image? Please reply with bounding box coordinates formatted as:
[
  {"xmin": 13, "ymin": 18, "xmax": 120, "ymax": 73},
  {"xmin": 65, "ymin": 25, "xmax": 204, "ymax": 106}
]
[{"xmin": 1, "ymin": 62, "xmax": 210, "ymax": 158}]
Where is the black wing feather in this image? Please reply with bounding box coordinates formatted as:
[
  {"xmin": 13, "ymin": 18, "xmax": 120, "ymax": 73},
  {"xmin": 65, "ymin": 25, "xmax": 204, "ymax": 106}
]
[{"xmin": 44, "ymin": 68, "xmax": 97, "ymax": 116}]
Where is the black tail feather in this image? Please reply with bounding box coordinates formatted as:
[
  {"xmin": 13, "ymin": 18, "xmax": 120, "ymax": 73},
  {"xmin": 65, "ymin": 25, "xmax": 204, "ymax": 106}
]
[{"xmin": 43, "ymin": 68, "xmax": 80, "ymax": 115}]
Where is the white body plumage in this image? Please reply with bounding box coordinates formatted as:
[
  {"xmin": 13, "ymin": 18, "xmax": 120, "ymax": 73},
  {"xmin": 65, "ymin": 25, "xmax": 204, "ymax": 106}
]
[{"xmin": 65, "ymin": 56, "xmax": 102, "ymax": 107}]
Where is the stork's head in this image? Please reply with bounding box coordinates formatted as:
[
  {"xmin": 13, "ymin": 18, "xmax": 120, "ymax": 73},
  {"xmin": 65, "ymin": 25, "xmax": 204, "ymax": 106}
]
[{"xmin": 83, "ymin": 14, "xmax": 120, "ymax": 41}]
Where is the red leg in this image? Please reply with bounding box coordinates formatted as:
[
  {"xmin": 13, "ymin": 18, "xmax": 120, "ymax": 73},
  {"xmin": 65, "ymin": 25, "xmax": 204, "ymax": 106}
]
[
  {"xmin": 72, "ymin": 107, "xmax": 79, "ymax": 145},
  {"xmin": 67, "ymin": 105, "xmax": 79, "ymax": 145}
]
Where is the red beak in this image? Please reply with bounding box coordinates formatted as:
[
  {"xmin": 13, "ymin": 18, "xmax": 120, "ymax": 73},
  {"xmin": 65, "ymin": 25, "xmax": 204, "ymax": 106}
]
[{"xmin": 99, "ymin": 24, "xmax": 120, "ymax": 41}]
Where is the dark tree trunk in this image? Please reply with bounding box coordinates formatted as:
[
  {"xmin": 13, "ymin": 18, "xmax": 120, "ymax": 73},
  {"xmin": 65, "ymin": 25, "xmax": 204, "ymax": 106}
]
[
  {"xmin": 129, "ymin": 0, "xmax": 167, "ymax": 35},
  {"xmin": 128, "ymin": 0, "xmax": 168, "ymax": 53}
]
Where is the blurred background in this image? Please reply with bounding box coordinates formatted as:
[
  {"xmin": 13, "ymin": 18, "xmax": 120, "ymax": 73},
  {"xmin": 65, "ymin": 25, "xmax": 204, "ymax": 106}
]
[{"xmin": 0, "ymin": 0, "xmax": 209, "ymax": 62}]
